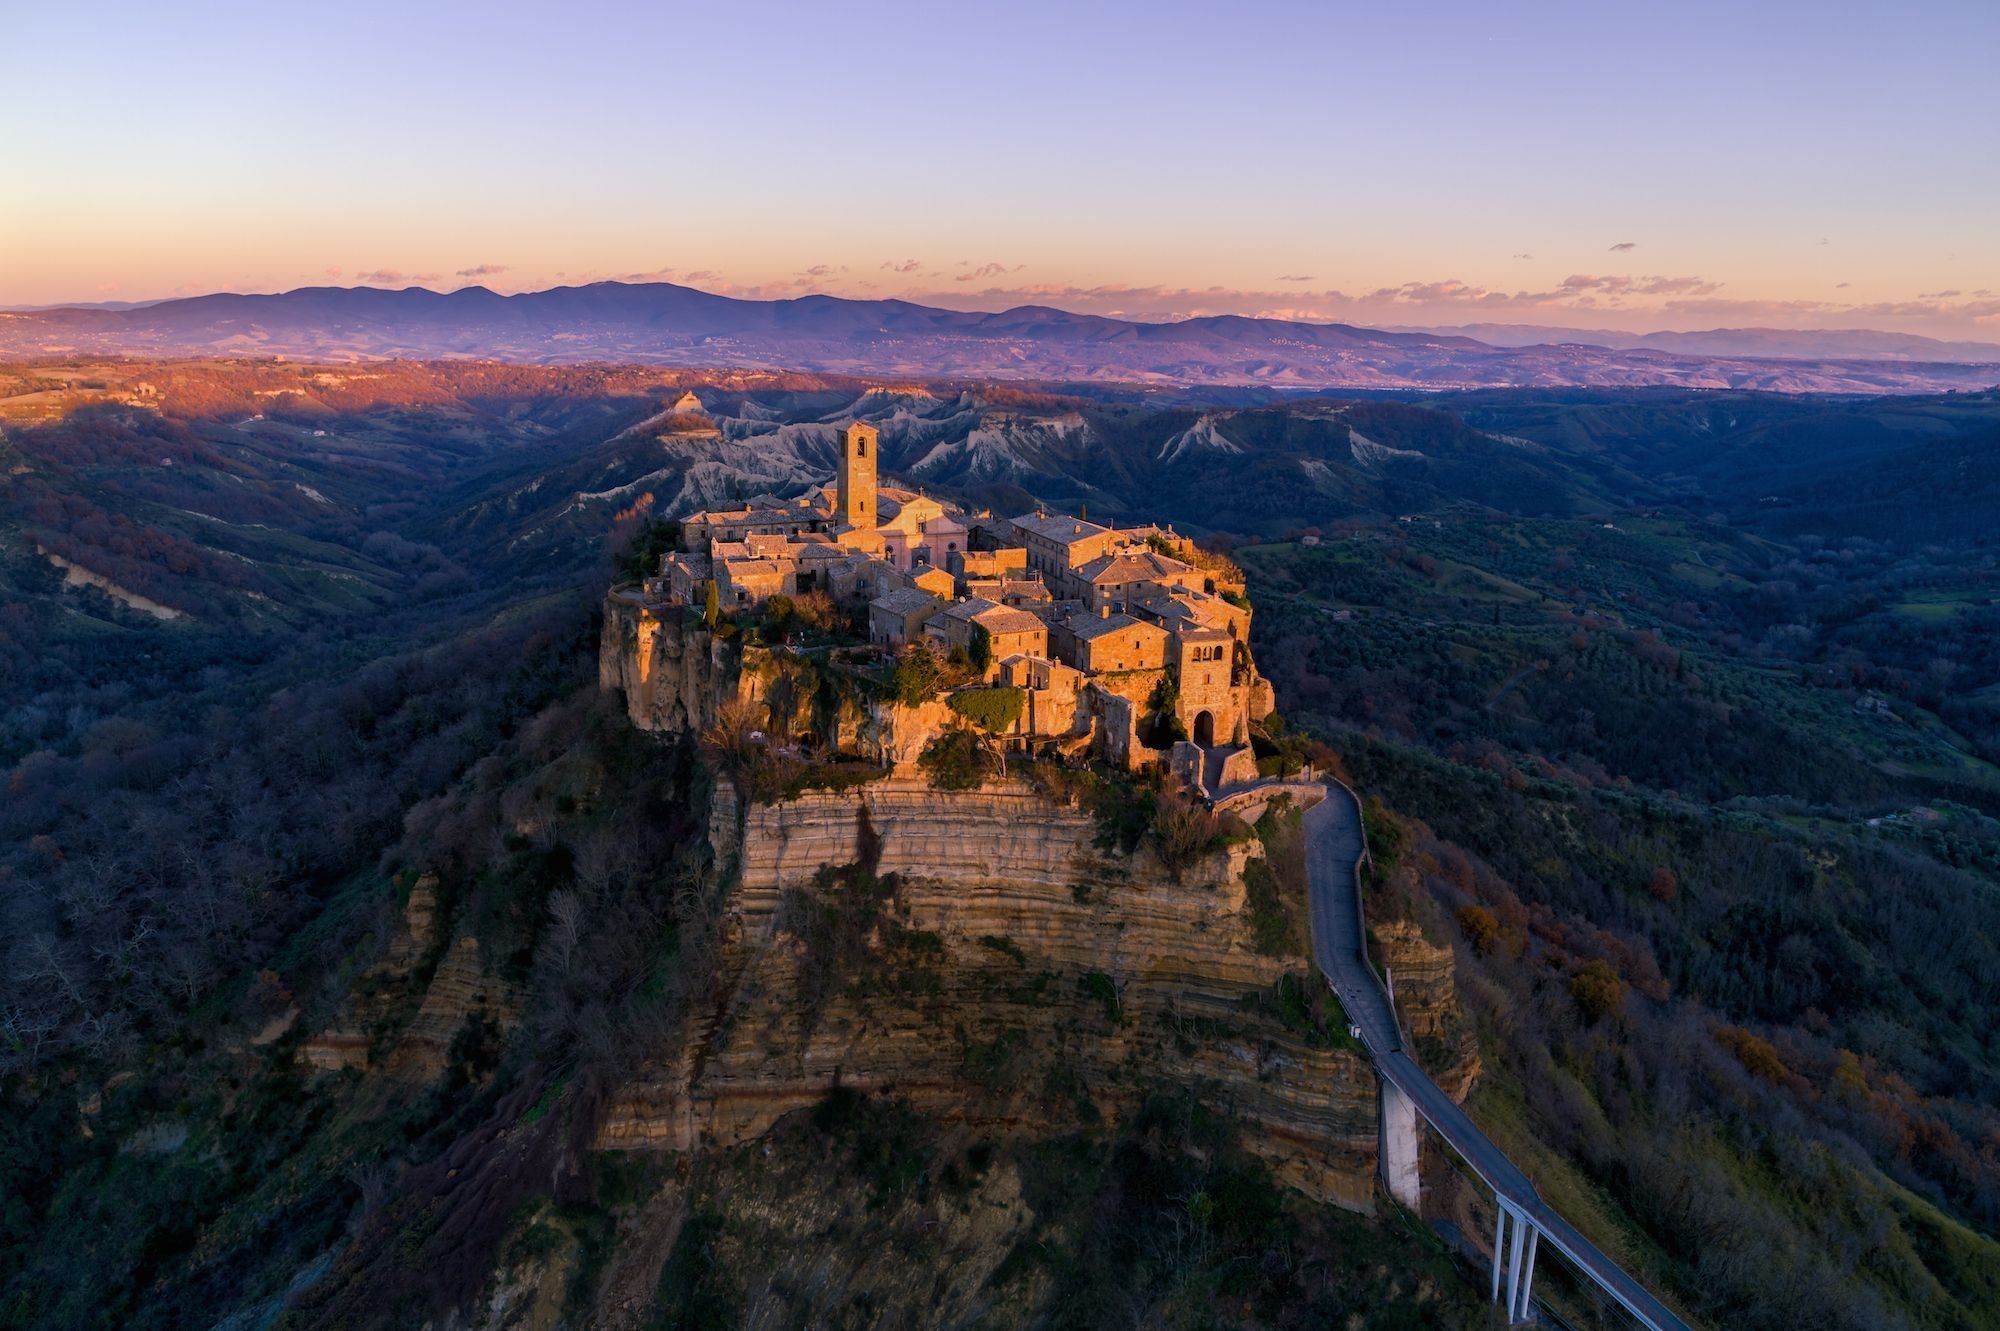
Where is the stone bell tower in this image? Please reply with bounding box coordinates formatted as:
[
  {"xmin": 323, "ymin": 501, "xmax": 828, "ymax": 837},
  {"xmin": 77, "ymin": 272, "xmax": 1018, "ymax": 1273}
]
[{"xmin": 836, "ymin": 421, "xmax": 878, "ymax": 530}]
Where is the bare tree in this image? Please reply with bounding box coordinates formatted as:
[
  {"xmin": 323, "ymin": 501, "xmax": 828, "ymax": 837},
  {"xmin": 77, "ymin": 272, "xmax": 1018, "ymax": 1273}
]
[{"xmin": 546, "ymin": 890, "xmax": 584, "ymax": 978}]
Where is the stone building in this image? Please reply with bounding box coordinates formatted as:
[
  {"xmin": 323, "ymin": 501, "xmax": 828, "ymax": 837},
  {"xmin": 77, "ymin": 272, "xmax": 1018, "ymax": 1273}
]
[
  {"xmin": 869, "ymin": 587, "xmax": 945, "ymax": 645},
  {"xmin": 995, "ymin": 654, "xmax": 1086, "ymax": 738},
  {"xmin": 950, "ymin": 547, "xmax": 1028, "ymax": 587},
  {"xmin": 622, "ymin": 435, "xmax": 1276, "ymax": 795},
  {"xmin": 927, "ymin": 599, "xmax": 1048, "ymax": 679},
  {"xmin": 836, "ymin": 421, "xmax": 878, "ymax": 531},
  {"xmin": 1052, "ymin": 611, "xmax": 1170, "ymax": 675}
]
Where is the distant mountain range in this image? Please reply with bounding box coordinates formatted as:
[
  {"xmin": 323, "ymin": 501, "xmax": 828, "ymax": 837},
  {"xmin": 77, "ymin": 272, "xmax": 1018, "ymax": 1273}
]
[
  {"xmin": 1396, "ymin": 323, "xmax": 2000, "ymax": 364},
  {"xmin": 4, "ymin": 281, "xmax": 1998, "ymax": 394}
]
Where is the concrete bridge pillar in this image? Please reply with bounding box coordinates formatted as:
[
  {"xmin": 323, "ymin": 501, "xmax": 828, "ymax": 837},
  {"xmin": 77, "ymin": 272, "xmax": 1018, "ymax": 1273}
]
[
  {"xmin": 1515, "ymin": 1226, "xmax": 1540, "ymax": 1322},
  {"xmin": 1491, "ymin": 1201, "xmax": 1541, "ymax": 1324},
  {"xmin": 1378, "ymin": 1076, "xmax": 1420, "ymax": 1209},
  {"xmin": 1490, "ymin": 1205, "xmax": 1509, "ymax": 1302},
  {"xmin": 1505, "ymin": 1204, "xmax": 1528, "ymax": 1317}
]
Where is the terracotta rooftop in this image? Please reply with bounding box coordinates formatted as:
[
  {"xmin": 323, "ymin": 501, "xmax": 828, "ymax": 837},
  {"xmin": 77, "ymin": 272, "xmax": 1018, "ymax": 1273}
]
[
  {"xmin": 1068, "ymin": 611, "xmax": 1165, "ymax": 642},
  {"xmin": 1011, "ymin": 511, "xmax": 1111, "ymax": 544},
  {"xmin": 944, "ymin": 597, "xmax": 1047, "ymax": 636},
  {"xmin": 872, "ymin": 587, "xmax": 944, "ymax": 615},
  {"xmin": 1073, "ymin": 548, "xmax": 1192, "ymax": 585}
]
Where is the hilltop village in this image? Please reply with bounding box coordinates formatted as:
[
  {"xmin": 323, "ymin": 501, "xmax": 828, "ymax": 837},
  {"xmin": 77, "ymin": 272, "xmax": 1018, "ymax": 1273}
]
[{"xmin": 607, "ymin": 421, "xmax": 1275, "ymax": 794}]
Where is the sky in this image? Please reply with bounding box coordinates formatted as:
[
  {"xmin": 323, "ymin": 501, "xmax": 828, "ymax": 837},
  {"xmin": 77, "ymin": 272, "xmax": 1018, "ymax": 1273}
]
[{"xmin": 3, "ymin": 0, "xmax": 1997, "ymax": 337}]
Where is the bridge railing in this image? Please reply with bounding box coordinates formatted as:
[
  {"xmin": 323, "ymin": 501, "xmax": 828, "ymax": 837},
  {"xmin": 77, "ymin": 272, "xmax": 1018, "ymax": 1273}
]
[{"xmin": 1325, "ymin": 775, "xmax": 1404, "ymax": 1051}]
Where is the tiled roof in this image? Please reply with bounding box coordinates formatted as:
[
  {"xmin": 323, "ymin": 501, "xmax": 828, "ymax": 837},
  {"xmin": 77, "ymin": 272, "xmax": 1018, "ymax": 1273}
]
[
  {"xmin": 976, "ymin": 606, "xmax": 1048, "ymax": 635},
  {"xmin": 1073, "ymin": 549, "xmax": 1190, "ymax": 584},
  {"xmin": 873, "ymin": 587, "xmax": 943, "ymax": 615},
  {"xmin": 1068, "ymin": 611, "xmax": 1165, "ymax": 642},
  {"xmin": 1011, "ymin": 511, "xmax": 1110, "ymax": 544},
  {"xmin": 945, "ymin": 597, "xmax": 1045, "ymax": 636}
]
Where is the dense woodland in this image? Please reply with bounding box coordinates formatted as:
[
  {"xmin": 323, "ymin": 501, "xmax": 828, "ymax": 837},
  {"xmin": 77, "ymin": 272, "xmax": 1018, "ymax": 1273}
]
[{"xmin": 3, "ymin": 362, "xmax": 1998, "ymax": 1328}]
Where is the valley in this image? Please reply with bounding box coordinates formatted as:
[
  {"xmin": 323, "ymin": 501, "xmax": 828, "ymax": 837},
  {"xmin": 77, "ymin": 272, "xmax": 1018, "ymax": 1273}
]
[{"xmin": 3, "ymin": 362, "xmax": 1999, "ymax": 1330}]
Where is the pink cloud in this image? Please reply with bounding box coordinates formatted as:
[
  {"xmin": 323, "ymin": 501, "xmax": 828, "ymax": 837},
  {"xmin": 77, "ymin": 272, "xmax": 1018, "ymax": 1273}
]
[
  {"xmin": 455, "ymin": 263, "xmax": 509, "ymax": 278},
  {"xmin": 907, "ymin": 270, "xmax": 2000, "ymax": 334},
  {"xmin": 1609, "ymin": 241, "xmax": 1637, "ymax": 252}
]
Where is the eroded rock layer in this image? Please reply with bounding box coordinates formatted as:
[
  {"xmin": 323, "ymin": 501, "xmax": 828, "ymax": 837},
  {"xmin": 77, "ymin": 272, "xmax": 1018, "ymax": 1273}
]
[{"xmin": 602, "ymin": 776, "xmax": 1387, "ymax": 1210}]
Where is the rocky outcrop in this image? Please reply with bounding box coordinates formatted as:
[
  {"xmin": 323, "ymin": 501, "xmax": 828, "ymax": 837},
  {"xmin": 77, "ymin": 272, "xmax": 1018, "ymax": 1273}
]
[
  {"xmin": 298, "ymin": 872, "xmax": 520, "ymax": 1079},
  {"xmin": 600, "ymin": 593, "xmax": 748, "ymax": 735},
  {"xmin": 601, "ymin": 776, "xmax": 1386, "ymax": 1210},
  {"xmin": 1377, "ymin": 915, "xmax": 1481, "ymax": 1102},
  {"xmin": 385, "ymin": 935, "xmax": 519, "ymax": 1079}
]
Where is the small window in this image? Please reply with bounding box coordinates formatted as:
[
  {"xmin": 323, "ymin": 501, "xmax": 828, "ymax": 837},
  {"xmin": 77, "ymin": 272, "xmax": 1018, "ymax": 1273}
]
[{"xmin": 857, "ymin": 439, "xmax": 868, "ymax": 457}]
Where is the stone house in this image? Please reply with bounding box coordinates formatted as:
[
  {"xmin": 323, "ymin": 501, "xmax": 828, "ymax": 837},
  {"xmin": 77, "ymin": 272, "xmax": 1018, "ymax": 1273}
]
[
  {"xmin": 995, "ymin": 653, "xmax": 1085, "ymax": 737},
  {"xmin": 950, "ymin": 547, "xmax": 1028, "ymax": 590},
  {"xmin": 1135, "ymin": 585, "xmax": 1250, "ymax": 642},
  {"xmin": 1009, "ymin": 512, "xmax": 1124, "ymax": 595},
  {"xmin": 1073, "ymin": 547, "xmax": 1206, "ymax": 616},
  {"xmin": 869, "ymin": 587, "xmax": 945, "ymax": 646},
  {"xmin": 927, "ymin": 599, "xmax": 1048, "ymax": 678},
  {"xmin": 1053, "ymin": 611, "xmax": 1170, "ymax": 675}
]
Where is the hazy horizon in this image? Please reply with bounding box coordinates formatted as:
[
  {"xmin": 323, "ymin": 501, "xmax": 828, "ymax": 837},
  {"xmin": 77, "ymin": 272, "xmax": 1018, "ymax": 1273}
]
[
  {"xmin": 13, "ymin": 277, "xmax": 2000, "ymax": 355},
  {"xmin": 5, "ymin": 0, "xmax": 1996, "ymax": 339}
]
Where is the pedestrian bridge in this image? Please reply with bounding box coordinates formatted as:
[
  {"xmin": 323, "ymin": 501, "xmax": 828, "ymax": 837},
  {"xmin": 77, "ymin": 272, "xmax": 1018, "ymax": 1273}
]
[{"xmin": 1298, "ymin": 780, "xmax": 1693, "ymax": 1331}]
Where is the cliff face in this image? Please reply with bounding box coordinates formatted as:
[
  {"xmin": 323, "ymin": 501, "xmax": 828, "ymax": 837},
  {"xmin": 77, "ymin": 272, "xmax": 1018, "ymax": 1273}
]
[
  {"xmin": 299, "ymin": 873, "xmax": 521, "ymax": 1079},
  {"xmin": 602, "ymin": 776, "xmax": 1384, "ymax": 1210},
  {"xmin": 600, "ymin": 594, "xmax": 939, "ymax": 765},
  {"xmin": 1376, "ymin": 914, "xmax": 1481, "ymax": 1102},
  {"xmin": 600, "ymin": 593, "xmax": 745, "ymax": 735},
  {"xmin": 596, "ymin": 597, "xmax": 1480, "ymax": 1213}
]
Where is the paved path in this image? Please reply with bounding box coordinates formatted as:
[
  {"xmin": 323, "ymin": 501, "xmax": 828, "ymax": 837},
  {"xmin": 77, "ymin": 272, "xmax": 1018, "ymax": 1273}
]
[{"xmin": 1301, "ymin": 782, "xmax": 1693, "ymax": 1331}]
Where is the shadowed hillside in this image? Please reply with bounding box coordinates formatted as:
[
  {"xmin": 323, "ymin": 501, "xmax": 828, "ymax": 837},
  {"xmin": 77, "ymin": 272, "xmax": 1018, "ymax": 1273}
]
[{"xmin": 4, "ymin": 361, "xmax": 1999, "ymax": 1330}]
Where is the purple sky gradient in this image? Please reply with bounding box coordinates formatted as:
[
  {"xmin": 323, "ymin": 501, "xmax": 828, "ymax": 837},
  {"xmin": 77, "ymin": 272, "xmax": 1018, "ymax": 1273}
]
[{"xmin": 3, "ymin": 0, "xmax": 1996, "ymax": 336}]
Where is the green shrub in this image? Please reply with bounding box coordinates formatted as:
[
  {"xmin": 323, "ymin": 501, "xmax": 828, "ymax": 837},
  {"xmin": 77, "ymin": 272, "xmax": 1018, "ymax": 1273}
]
[
  {"xmin": 1089, "ymin": 773, "xmax": 1158, "ymax": 854},
  {"xmin": 947, "ymin": 686, "xmax": 1024, "ymax": 734},
  {"xmin": 616, "ymin": 517, "xmax": 681, "ymax": 583},
  {"xmin": 918, "ymin": 729, "xmax": 989, "ymax": 790},
  {"xmin": 890, "ymin": 642, "xmax": 942, "ymax": 707},
  {"xmin": 746, "ymin": 756, "xmax": 884, "ymax": 804}
]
